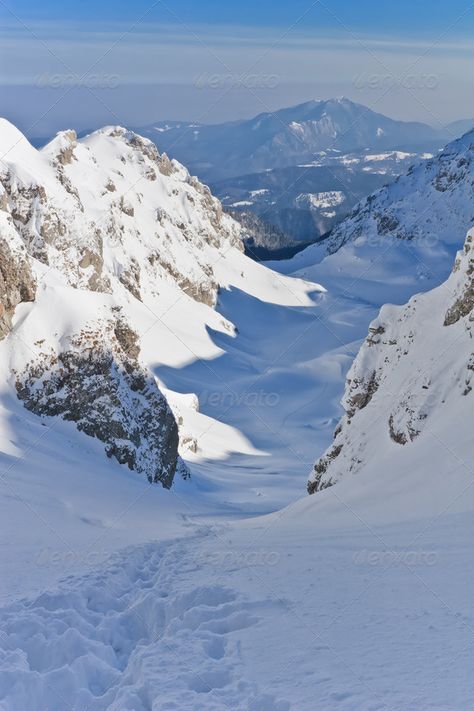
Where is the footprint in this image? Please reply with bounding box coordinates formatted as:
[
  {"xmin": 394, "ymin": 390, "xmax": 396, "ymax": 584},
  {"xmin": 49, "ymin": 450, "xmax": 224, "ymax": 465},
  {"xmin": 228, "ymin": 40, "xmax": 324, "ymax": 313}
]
[{"xmin": 202, "ymin": 635, "xmax": 226, "ymax": 660}]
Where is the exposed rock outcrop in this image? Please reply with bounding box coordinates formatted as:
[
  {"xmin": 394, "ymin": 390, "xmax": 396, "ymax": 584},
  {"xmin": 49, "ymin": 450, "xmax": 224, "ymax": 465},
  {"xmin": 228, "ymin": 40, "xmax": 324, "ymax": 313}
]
[
  {"xmin": 15, "ymin": 318, "xmax": 183, "ymax": 488},
  {"xmin": 444, "ymin": 232, "xmax": 474, "ymax": 325},
  {"xmin": 0, "ymin": 238, "xmax": 35, "ymax": 339}
]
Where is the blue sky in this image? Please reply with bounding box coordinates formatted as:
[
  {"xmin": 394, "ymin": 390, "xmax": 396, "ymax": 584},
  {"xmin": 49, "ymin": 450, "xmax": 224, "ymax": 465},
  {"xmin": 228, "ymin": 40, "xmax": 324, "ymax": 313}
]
[
  {"xmin": 2, "ymin": 1, "xmax": 474, "ymax": 136},
  {"xmin": 3, "ymin": 0, "xmax": 474, "ymax": 33}
]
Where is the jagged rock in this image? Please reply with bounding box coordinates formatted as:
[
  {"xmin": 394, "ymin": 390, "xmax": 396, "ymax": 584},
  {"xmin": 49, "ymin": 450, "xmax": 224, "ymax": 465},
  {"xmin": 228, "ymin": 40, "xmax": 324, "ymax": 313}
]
[
  {"xmin": 0, "ymin": 238, "xmax": 35, "ymax": 339},
  {"xmin": 15, "ymin": 319, "xmax": 182, "ymax": 488},
  {"xmin": 307, "ymin": 444, "xmax": 342, "ymax": 494},
  {"xmin": 113, "ymin": 318, "xmax": 140, "ymax": 359},
  {"xmin": 154, "ymin": 255, "xmax": 217, "ymax": 307},
  {"xmin": 346, "ymin": 370, "xmax": 379, "ymax": 419},
  {"xmin": 55, "ymin": 130, "xmax": 77, "ymax": 165},
  {"xmin": 119, "ymin": 258, "xmax": 142, "ymax": 301},
  {"xmin": 0, "ymin": 186, "xmax": 8, "ymax": 212},
  {"xmin": 181, "ymin": 435, "xmax": 198, "ymax": 454},
  {"xmin": 119, "ymin": 196, "xmax": 134, "ymax": 217},
  {"xmin": 158, "ymin": 153, "xmax": 175, "ymax": 177},
  {"xmin": 78, "ymin": 241, "xmax": 107, "ymax": 292},
  {"xmin": 444, "ymin": 233, "xmax": 474, "ymax": 325}
]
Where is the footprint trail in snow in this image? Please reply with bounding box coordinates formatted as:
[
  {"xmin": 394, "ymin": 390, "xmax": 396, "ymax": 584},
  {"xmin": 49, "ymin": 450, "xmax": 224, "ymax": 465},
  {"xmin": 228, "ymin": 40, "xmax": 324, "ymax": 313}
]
[{"xmin": 0, "ymin": 533, "xmax": 290, "ymax": 711}]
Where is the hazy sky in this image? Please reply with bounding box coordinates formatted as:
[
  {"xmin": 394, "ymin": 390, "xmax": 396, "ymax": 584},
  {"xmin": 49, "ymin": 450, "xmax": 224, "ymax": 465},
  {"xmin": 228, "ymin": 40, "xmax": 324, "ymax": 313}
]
[{"xmin": 1, "ymin": 1, "xmax": 474, "ymax": 137}]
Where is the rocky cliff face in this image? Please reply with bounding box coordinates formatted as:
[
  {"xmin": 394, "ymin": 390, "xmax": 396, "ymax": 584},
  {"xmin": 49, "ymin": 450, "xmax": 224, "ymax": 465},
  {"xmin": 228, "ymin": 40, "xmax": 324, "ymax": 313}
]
[
  {"xmin": 0, "ymin": 121, "xmax": 242, "ymax": 307},
  {"xmin": 0, "ymin": 119, "xmax": 241, "ymax": 304},
  {"xmin": 0, "ymin": 236, "xmax": 35, "ymax": 339},
  {"xmin": 15, "ymin": 316, "xmax": 182, "ymax": 488},
  {"xmin": 308, "ymin": 229, "xmax": 474, "ymax": 494}
]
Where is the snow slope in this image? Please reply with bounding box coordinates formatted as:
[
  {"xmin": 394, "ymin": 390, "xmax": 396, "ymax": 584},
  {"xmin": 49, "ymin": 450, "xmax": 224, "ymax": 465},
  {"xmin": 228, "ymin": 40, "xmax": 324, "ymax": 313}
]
[
  {"xmin": 3, "ymin": 434, "xmax": 474, "ymax": 709},
  {"xmin": 2, "ymin": 116, "xmax": 472, "ymax": 515},
  {"xmin": 2, "ymin": 116, "xmax": 471, "ymax": 528},
  {"xmin": 0, "ymin": 118, "xmax": 339, "ymax": 594},
  {"xmin": 321, "ymin": 128, "xmax": 474, "ymax": 256},
  {"xmin": 308, "ymin": 228, "xmax": 474, "ymax": 493}
]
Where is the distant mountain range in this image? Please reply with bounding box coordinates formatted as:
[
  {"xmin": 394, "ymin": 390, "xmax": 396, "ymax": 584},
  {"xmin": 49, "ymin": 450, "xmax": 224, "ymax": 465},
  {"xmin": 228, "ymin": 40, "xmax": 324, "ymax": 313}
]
[
  {"xmin": 135, "ymin": 98, "xmax": 468, "ymax": 181},
  {"xmin": 133, "ymin": 99, "xmax": 472, "ymax": 251}
]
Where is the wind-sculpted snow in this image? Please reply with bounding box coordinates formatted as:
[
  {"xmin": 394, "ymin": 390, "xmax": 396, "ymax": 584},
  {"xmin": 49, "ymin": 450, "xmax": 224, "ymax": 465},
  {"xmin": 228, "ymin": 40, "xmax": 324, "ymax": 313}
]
[{"xmin": 309, "ymin": 229, "xmax": 474, "ymax": 493}]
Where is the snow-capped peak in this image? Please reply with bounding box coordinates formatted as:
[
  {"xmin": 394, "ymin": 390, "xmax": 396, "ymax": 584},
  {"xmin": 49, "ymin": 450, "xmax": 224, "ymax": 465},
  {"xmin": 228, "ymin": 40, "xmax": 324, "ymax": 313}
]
[{"xmin": 0, "ymin": 118, "xmax": 36, "ymax": 162}]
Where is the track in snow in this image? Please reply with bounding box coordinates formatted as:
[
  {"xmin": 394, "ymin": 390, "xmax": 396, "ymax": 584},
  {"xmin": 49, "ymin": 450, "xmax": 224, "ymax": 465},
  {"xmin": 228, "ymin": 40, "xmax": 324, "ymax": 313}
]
[{"xmin": 0, "ymin": 531, "xmax": 289, "ymax": 711}]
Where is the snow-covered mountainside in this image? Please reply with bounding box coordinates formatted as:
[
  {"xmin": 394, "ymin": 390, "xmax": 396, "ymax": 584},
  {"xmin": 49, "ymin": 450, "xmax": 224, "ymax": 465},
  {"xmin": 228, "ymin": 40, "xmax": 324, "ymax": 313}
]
[
  {"xmin": 308, "ymin": 228, "xmax": 474, "ymax": 493},
  {"xmin": 225, "ymin": 207, "xmax": 295, "ymax": 255},
  {"xmin": 3, "ymin": 120, "xmax": 242, "ymax": 306},
  {"xmin": 322, "ymin": 129, "xmax": 474, "ymax": 255},
  {"xmin": 277, "ymin": 127, "xmax": 474, "ymax": 332},
  {"xmin": 0, "ymin": 118, "xmax": 318, "ymax": 490},
  {"xmin": 138, "ymin": 98, "xmax": 443, "ymax": 181}
]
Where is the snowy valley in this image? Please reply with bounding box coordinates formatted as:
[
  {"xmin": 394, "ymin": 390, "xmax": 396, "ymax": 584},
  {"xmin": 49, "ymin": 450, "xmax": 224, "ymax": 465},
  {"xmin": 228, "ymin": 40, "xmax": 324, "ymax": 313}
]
[{"xmin": 0, "ymin": 112, "xmax": 473, "ymax": 711}]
